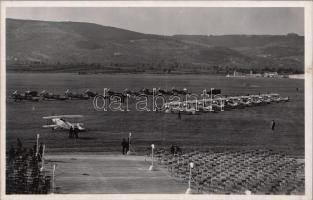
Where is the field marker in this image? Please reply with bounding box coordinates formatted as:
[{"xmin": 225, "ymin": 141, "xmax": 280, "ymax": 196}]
[
  {"xmin": 40, "ymin": 144, "xmax": 45, "ymax": 171},
  {"xmin": 149, "ymin": 144, "xmax": 156, "ymax": 171},
  {"xmin": 186, "ymin": 162, "xmax": 195, "ymax": 194},
  {"xmin": 36, "ymin": 134, "xmax": 39, "ymax": 157},
  {"xmin": 52, "ymin": 164, "xmax": 56, "ymax": 194}
]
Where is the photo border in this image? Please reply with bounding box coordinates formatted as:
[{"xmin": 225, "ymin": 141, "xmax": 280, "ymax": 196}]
[{"xmin": 1, "ymin": 1, "xmax": 312, "ymax": 200}]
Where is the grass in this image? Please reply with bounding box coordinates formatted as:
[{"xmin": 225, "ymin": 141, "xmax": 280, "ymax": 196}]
[{"xmin": 6, "ymin": 73, "xmax": 304, "ymax": 156}]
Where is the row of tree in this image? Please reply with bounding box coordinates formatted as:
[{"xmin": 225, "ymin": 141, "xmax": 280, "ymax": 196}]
[{"xmin": 7, "ymin": 61, "xmax": 304, "ymax": 74}]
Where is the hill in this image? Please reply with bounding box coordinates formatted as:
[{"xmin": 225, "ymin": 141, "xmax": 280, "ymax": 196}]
[{"xmin": 6, "ymin": 18, "xmax": 304, "ymax": 74}]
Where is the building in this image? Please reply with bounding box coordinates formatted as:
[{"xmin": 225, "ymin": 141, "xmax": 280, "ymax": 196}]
[{"xmin": 263, "ymin": 72, "xmax": 279, "ymax": 78}]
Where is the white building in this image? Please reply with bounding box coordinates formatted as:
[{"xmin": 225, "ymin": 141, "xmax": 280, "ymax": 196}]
[{"xmin": 263, "ymin": 72, "xmax": 279, "ymax": 78}]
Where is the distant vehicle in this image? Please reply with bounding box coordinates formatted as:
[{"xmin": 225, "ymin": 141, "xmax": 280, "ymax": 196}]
[
  {"xmin": 106, "ymin": 89, "xmax": 127, "ymax": 102},
  {"xmin": 260, "ymin": 94, "xmax": 272, "ymax": 104},
  {"xmin": 10, "ymin": 91, "xmax": 25, "ymax": 101},
  {"xmin": 65, "ymin": 89, "xmax": 90, "ymax": 100},
  {"xmin": 240, "ymin": 96, "xmax": 253, "ymax": 107},
  {"xmin": 11, "ymin": 90, "xmax": 40, "ymax": 101},
  {"xmin": 139, "ymin": 88, "xmax": 153, "ymax": 95},
  {"xmin": 269, "ymin": 93, "xmax": 290, "ymax": 103},
  {"xmin": 106, "ymin": 88, "xmax": 122, "ymax": 96},
  {"xmin": 211, "ymin": 99, "xmax": 225, "ymax": 111},
  {"xmin": 164, "ymin": 101, "xmax": 181, "ymax": 113},
  {"xmin": 280, "ymin": 96, "xmax": 290, "ymax": 102},
  {"xmin": 40, "ymin": 90, "xmax": 68, "ymax": 100},
  {"xmin": 164, "ymin": 101, "xmax": 197, "ymax": 115},
  {"xmin": 225, "ymin": 97, "xmax": 242, "ymax": 109},
  {"xmin": 84, "ymin": 89, "xmax": 98, "ymax": 98},
  {"xmin": 157, "ymin": 88, "xmax": 173, "ymax": 95},
  {"xmin": 121, "ymin": 88, "xmax": 140, "ymax": 97},
  {"xmin": 197, "ymin": 99, "xmax": 216, "ymax": 112},
  {"xmin": 171, "ymin": 87, "xmax": 189, "ymax": 95},
  {"xmin": 42, "ymin": 115, "xmax": 85, "ymax": 133},
  {"xmin": 206, "ymin": 89, "xmax": 222, "ymax": 95},
  {"xmin": 249, "ymin": 95, "xmax": 266, "ymax": 106}
]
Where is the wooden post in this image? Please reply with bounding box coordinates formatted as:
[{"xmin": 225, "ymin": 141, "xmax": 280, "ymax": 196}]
[
  {"xmin": 186, "ymin": 162, "xmax": 194, "ymax": 194},
  {"xmin": 40, "ymin": 145, "xmax": 45, "ymax": 171},
  {"xmin": 36, "ymin": 134, "xmax": 39, "ymax": 157},
  {"xmin": 52, "ymin": 164, "xmax": 56, "ymax": 193}
]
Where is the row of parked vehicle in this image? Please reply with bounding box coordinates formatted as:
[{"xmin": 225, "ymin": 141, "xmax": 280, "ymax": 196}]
[
  {"xmin": 9, "ymin": 89, "xmax": 98, "ymax": 101},
  {"xmin": 9, "ymin": 87, "xmax": 197, "ymax": 102},
  {"xmin": 163, "ymin": 93, "xmax": 290, "ymax": 115}
]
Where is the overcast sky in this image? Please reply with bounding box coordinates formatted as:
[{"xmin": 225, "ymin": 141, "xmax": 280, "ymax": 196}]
[{"xmin": 6, "ymin": 7, "xmax": 304, "ymax": 35}]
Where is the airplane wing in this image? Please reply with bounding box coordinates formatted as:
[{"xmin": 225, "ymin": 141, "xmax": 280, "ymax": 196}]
[
  {"xmin": 43, "ymin": 124, "xmax": 58, "ymax": 128},
  {"xmin": 43, "ymin": 115, "xmax": 83, "ymax": 119}
]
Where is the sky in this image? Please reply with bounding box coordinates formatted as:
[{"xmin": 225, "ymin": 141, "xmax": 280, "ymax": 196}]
[{"xmin": 6, "ymin": 7, "xmax": 304, "ymax": 36}]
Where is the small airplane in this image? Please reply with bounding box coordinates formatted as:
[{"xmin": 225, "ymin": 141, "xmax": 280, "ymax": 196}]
[
  {"xmin": 157, "ymin": 88, "xmax": 173, "ymax": 95},
  {"xmin": 40, "ymin": 90, "xmax": 68, "ymax": 100},
  {"xmin": 106, "ymin": 89, "xmax": 128, "ymax": 102},
  {"xmin": 42, "ymin": 115, "xmax": 86, "ymax": 134},
  {"xmin": 107, "ymin": 88, "xmax": 126, "ymax": 97},
  {"xmin": 171, "ymin": 87, "xmax": 189, "ymax": 95},
  {"xmin": 249, "ymin": 95, "xmax": 266, "ymax": 106},
  {"xmin": 225, "ymin": 97, "xmax": 245, "ymax": 109},
  {"xmin": 164, "ymin": 101, "xmax": 197, "ymax": 115},
  {"xmin": 260, "ymin": 94, "xmax": 272, "ymax": 104},
  {"xmin": 122, "ymin": 88, "xmax": 137, "ymax": 96},
  {"xmin": 84, "ymin": 89, "xmax": 98, "ymax": 98},
  {"xmin": 239, "ymin": 96, "xmax": 254, "ymax": 107},
  {"xmin": 65, "ymin": 89, "xmax": 90, "ymax": 100},
  {"xmin": 268, "ymin": 93, "xmax": 290, "ymax": 103},
  {"xmin": 11, "ymin": 90, "xmax": 40, "ymax": 101},
  {"xmin": 139, "ymin": 88, "xmax": 153, "ymax": 95}
]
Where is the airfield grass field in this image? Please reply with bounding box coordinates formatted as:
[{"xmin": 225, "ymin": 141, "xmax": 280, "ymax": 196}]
[{"xmin": 6, "ymin": 73, "xmax": 304, "ymax": 156}]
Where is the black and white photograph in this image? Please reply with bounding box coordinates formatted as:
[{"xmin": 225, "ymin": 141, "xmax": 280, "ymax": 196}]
[{"xmin": 1, "ymin": 1, "xmax": 312, "ymax": 199}]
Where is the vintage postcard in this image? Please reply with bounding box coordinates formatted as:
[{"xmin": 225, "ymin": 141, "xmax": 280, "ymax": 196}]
[{"xmin": 0, "ymin": 1, "xmax": 312, "ymax": 200}]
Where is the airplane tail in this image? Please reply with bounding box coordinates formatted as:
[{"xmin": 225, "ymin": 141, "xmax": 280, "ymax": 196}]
[{"xmin": 75, "ymin": 123, "xmax": 85, "ymax": 131}]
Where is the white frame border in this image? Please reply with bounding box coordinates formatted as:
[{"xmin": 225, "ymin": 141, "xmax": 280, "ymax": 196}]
[{"xmin": 1, "ymin": 1, "xmax": 312, "ymax": 200}]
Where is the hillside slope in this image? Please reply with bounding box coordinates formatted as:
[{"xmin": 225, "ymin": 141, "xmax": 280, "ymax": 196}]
[{"xmin": 6, "ymin": 18, "xmax": 304, "ymax": 74}]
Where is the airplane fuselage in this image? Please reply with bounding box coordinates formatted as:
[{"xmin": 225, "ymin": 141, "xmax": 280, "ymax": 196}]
[{"xmin": 51, "ymin": 118, "xmax": 85, "ymax": 131}]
